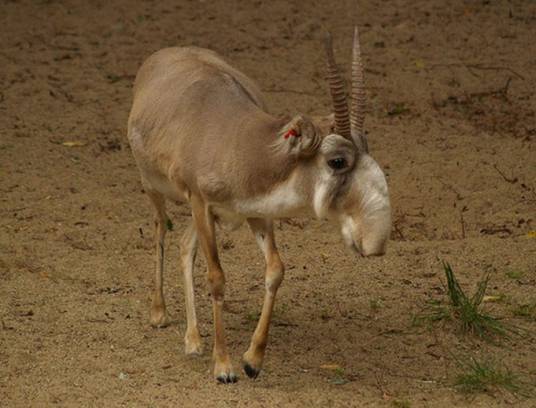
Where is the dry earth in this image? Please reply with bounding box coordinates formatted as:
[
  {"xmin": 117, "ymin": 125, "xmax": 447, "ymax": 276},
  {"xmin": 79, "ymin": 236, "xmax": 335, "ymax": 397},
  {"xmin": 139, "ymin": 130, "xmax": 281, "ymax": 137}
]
[{"xmin": 1, "ymin": 0, "xmax": 535, "ymax": 407}]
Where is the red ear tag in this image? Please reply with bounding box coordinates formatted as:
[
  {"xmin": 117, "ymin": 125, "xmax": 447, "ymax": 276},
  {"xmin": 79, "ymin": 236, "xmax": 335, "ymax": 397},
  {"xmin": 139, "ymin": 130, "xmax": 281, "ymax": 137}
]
[{"xmin": 284, "ymin": 129, "xmax": 298, "ymax": 139}]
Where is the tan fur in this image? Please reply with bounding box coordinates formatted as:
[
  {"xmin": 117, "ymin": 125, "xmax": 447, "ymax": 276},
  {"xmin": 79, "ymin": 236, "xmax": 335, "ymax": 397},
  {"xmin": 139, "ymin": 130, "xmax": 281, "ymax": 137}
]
[
  {"xmin": 129, "ymin": 47, "xmax": 298, "ymax": 203},
  {"xmin": 127, "ymin": 45, "xmax": 391, "ymax": 383}
]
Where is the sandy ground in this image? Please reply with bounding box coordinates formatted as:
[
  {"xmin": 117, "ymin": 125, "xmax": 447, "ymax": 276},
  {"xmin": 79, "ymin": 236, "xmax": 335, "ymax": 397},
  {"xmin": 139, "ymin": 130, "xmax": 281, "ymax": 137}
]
[{"xmin": 1, "ymin": 0, "xmax": 535, "ymax": 406}]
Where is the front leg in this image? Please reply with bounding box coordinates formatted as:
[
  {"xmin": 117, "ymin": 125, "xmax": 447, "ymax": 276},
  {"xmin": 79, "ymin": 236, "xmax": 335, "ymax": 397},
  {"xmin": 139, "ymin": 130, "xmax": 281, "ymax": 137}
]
[
  {"xmin": 190, "ymin": 195, "xmax": 237, "ymax": 383},
  {"xmin": 243, "ymin": 218, "xmax": 284, "ymax": 379}
]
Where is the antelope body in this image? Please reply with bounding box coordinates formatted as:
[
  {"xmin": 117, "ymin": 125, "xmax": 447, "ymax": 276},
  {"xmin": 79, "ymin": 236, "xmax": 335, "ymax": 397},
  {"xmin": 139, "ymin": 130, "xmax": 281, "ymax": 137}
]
[{"xmin": 127, "ymin": 28, "xmax": 391, "ymax": 383}]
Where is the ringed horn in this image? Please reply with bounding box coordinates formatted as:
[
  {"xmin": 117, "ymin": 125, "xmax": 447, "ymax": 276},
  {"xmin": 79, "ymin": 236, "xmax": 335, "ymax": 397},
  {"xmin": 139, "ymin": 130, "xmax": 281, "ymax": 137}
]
[{"xmin": 324, "ymin": 26, "xmax": 368, "ymax": 153}]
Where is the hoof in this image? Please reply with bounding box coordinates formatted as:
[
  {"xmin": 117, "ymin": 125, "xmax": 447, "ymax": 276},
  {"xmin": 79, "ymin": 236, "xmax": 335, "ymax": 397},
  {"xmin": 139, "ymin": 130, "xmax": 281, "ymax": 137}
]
[
  {"xmin": 242, "ymin": 348, "xmax": 263, "ymax": 379},
  {"xmin": 150, "ymin": 312, "xmax": 170, "ymax": 328},
  {"xmin": 214, "ymin": 360, "xmax": 237, "ymax": 384},
  {"xmin": 184, "ymin": 329, "xmax": 203, "ymax": 355},
  {"xmin": 243, "ymin": 363, "xmax": 260, "ymax": 379},
  {"xmin": 185, "ymin": 343, "xmax": 203, "ymax": 356},
  {"xmin": 216, "ymin": 373, "xmax": 238, "ymax": 384}
]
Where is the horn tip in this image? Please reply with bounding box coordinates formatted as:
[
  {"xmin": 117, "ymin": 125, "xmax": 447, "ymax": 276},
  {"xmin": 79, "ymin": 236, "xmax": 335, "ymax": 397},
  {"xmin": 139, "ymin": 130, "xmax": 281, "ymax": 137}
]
[
  {"xmin": 324, "ymin": 31, "xmax": 335, "ymax": 57},
  {"xmin": 324, "ymin": 31, "xmax": 333, "ymax": 46}
]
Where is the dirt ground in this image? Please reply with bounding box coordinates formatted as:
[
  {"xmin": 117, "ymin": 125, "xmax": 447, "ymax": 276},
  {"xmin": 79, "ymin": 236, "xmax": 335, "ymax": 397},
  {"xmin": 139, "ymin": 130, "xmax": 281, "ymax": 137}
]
[{"xmin": 1, "ymin": 0, "xmax": 535, "ymax": 406}]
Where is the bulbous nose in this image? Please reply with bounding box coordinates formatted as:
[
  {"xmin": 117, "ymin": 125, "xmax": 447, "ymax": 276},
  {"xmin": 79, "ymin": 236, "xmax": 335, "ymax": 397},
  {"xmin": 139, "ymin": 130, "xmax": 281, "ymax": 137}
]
[
  {"xmin": 361, "ymin": 245, "xmax": 386, "ymax": 257},
  {"xmin": 359, "ymin": 235, "xmax": 388, "ymax": 257}
]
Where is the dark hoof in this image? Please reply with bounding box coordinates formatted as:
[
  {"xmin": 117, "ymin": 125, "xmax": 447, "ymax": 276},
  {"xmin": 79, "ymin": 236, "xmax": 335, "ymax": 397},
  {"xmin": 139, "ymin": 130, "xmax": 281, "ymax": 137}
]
[
  {"xmin": 243, "ymin": 363, "xmax": 260, "ymax": 379},
  {"xmin": 217, "ymin": 373, "xmax": 238, "ymax": 384}
]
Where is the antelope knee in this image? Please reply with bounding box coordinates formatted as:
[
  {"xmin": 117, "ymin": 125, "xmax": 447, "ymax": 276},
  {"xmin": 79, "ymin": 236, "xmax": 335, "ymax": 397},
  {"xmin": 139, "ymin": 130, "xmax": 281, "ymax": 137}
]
[
  {"xmin": 266, "ymin": 259, "xmax": 284, "ymax": 293},
  {"xmin": 208, "ymin": 269, "xmax": 226, "ymax": 300}
]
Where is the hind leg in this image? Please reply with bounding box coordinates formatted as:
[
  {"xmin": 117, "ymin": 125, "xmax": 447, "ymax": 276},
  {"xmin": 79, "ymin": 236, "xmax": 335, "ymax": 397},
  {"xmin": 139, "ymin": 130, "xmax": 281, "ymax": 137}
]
[
  {"xmin": 180, "ymin": 220, "xmax": 203, "ymax": 355},
  {"xmin": 147, "ymin": 190, "xmax": 171, "ymax": 328}
]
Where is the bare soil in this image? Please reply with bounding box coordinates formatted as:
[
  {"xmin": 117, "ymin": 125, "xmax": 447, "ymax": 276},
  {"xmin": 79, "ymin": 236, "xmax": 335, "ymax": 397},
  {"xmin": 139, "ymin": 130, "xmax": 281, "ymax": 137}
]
[{"xmin": 1, "ymin": 0, "xmax": 535, "ymax": 407}]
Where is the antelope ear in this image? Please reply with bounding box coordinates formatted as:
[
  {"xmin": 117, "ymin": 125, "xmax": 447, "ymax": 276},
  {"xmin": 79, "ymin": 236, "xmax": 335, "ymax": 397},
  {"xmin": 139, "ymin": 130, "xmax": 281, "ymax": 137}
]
[{"xmin": 277, "ymin": 115, "xmax": 321, "ymax": 157}]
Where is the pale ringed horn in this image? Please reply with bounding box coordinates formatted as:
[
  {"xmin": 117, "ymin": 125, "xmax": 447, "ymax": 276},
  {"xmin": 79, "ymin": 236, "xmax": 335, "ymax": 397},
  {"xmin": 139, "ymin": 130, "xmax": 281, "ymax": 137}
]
[
  {"xmin": 350, "ymin": 25, "xmax": 368, "ymax": 152},
  {"xmin": 324, "ymin": 32, "xmax": 351, "ymax": 140}
]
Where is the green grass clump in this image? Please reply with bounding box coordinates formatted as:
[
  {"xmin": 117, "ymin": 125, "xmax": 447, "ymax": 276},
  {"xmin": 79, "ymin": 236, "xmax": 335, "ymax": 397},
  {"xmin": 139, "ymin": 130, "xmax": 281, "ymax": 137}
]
[
  {"xmin": 246, "ymin": 311, "xmax": 261, "ymax": 323},
  {"xmin": 413, "ymin": 262, "xmax": 510, "ymax": 340},
  {"xmin": 392, "ymin": 399, "xmax": 411, "ymax": 408},
  {"xmin": 387, "ymin": 103, "xmax": 410, "ymax": 116},
  {"xmin": 443, "ymin": 262, "xmax": 507, "ymax": 338},
  {"xmin": 505, "ymin": 270, "xmax": 524, "ymax": 280},
  {"xmin": 166, "ymin": 219, "xmax": 174, "ymax": 231},
  {"xmin": 455, "ymin": 357, "xmax": 522, "ymax": 395},
  {"xmin": 369, "ymin": 298, "xmax": 383, "ymax": 312},
  {"xmin": 329, "ymin": 366, "xmax": 350, "ymax": 385}
]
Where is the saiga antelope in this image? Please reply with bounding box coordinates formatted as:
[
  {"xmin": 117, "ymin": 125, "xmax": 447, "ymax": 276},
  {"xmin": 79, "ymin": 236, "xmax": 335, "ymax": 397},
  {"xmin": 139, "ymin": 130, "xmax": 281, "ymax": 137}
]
[{"xmin": 127, "ymin": 27, "xmax": 391, "ymax": 383}]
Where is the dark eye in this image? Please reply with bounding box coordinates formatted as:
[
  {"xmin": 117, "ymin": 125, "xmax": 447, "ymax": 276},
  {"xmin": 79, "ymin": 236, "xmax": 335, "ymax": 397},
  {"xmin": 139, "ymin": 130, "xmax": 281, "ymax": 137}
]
[{"xmin": 328, "ymin": 157, "xmax": 347, "ymax": 170}]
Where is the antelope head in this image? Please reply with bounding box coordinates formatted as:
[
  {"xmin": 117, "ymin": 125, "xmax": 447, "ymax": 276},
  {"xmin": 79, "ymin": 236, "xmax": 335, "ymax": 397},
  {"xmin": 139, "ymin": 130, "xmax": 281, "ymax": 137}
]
[{"xmin": 312, "ymin": 27, "xmax": 391, "ymax": 256}]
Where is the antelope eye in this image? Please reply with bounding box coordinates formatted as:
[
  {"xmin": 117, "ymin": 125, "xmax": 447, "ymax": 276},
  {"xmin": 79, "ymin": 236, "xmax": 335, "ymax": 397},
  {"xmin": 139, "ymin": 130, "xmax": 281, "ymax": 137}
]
[{"xmin": 327, "ymin": 157, "xmax": 347, "ymax": 170}]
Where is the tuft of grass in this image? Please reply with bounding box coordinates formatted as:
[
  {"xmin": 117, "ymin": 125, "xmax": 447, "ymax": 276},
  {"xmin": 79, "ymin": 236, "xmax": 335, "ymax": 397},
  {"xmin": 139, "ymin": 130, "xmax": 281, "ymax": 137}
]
[
  {"xmin": 370, "ymin": 298, "xmax": 383, "ymax": 312},
  {"xmin": 506, "ymin": 270, "xmax": 524, "ymax": 280},
  {"xmin": 166, "ymin": 219, "xmax": 174, "ymax": 231},
  {"xmin": 392, "ymin": 399, "xmax": 411, "ymax": 408},
  {"xmin": 455, "ymin": 357, "xmax": 523, "ymax": 395},
  {"xmin": 443, "ymin": 262, "xmax": 507, "ymax": 338},
  {"xmin": 246, "ymin": 311, "xmax": 261, "ymax": 323},
  {"xmin": 413, "ymin": 262, "xmax": 511, "ymax": 340},
  {"xmin": 329, "ymin": 367, "xmax": 350, "ymax": 385},
  {"xmin": 320, "ymin": 364, "xmax": 353, "ymax": 385},
  {"xmin": 387, "ymin": 102, "xmax": 410, "ymax": 116}
]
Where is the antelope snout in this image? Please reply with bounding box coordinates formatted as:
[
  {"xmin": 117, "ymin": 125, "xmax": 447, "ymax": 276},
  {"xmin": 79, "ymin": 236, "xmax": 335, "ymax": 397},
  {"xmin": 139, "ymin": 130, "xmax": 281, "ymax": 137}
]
[
  {"xmin": 359, "ymin": 234, "xmax": 388, "ymax": 257},
  {"xmin": 348, "ymin": 217, "xmax": 390, "ymax": 257},
  {"xmin": 340, "ymin": 206, "xmax": 391, "ymax": 258}
]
